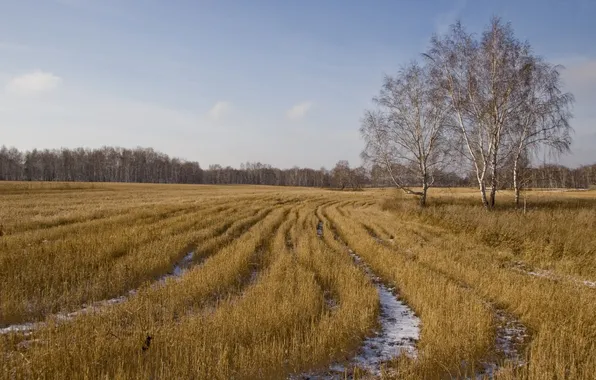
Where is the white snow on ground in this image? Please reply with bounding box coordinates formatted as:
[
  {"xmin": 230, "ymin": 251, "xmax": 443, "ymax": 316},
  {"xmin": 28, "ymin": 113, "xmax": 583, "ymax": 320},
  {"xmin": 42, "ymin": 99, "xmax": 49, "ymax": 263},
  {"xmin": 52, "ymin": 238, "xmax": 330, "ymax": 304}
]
[
  {"xmin": 294, "ymin": 248, "xmax": 420, "ymax": 379},
  {"xmin": 0, "ymin": 322, "xmax": 37, "ymax": 335},
  {"xmin": 475, "ymin": 307, "xmax": 529, "ymax": 379},
  {"xmin": 172, "ymin": 251, "xmax": 195, "ymax": 276},
  {"xmin": 368, "ymin": 237, "xmax": 530, "ymax": 379},
  {"xmin": 0, "ymin": 251, "xmax": 196, "ymax": 335},
  {"xmin": 351, "ymin": 285, "xmax": 420, "ymax": 367},
  {"xmin": 347, "ymin": 251, "xmax": 420, "ymax": 374},
  {"xmin": 512, "ymin": 261, "xmax": 596, "ymax": 290}
]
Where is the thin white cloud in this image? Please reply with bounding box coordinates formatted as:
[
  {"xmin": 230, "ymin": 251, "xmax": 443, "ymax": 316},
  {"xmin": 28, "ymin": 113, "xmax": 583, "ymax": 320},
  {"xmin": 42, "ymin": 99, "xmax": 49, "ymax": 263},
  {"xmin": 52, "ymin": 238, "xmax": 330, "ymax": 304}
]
[
  {"xmin": 6, "ymin": 70, "xmax": 62, "ymax": 96},
  {"xmin": 434, "ymin": 0, "xmax": 467, "ymax": 36},
  {"xmin": 208, "ymin": 101, "xmax": 231, "ymax": 121},
  {"xmin": 286, "ymin": 101, "xmax": 313, "ymax": 120}
]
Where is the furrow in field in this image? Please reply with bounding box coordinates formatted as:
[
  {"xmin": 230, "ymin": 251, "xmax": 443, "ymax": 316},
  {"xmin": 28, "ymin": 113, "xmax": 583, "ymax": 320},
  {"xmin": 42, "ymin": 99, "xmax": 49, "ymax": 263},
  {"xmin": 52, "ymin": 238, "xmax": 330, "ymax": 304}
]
[
  {"xmin": 0, "ymin": 250, "xmax": 197, "ymax": 336},
  {"xmin": 180, "ymin": 200, "xmax": 375, "ymax": 379},
  {"xmin": 509, "ymin": 261, "xmax": 596, "ymax": 290},
  {"xmin": 352, "ymin": 208, "xmax": 533, "ymax": 379},
  {"xmin": 3, "ymin": 198, "xmax": 242, "ymax": 244},
  {"xmin": 2, "ymin": 205, "xmax": 293, "ymax": 378},
  {"xmin": 1, "ymin": 205, "xmax": 270, "ymax": 333},
  {"xmin": 304, "ymin": 204, "xmax": 420, "ymax": 379},
  {"xmin": 382, "ymin": 216, "xmax": 596, "ymax": 378},
  {"xmin": 324, "ymin": 203, "xmax": 497, "ymax": 378},
  {"xmin": 4, "ymin": 199, "xmax": 208, "ymax": 237},
  {"xmin": 295, "ymin": 206, "xmax": 340, "ymax": 314},
  {"xmin": 152, "ymin": 206, "xmax": 329, "ymax": 379},
  {"xmin": 366, "ymin": 226, "xmax": 531, "ymax": 378}
]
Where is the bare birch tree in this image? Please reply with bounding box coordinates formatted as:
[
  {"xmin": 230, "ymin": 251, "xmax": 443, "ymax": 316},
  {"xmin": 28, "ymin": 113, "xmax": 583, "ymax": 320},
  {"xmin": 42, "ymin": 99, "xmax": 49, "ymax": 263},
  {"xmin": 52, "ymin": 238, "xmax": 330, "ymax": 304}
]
[
  {"xmin": 426, "ymin": 18, "xmax": 574, "ymax": 208},
  {"xmin": 425, "ymin": 17, "xmax": 539, "ymax": 208},
  {"xmin": 505, "ymin": 58, "xmax": 574, "ymax": 207},
  {"xmin": 360, "ymin": 62, "xmax": 450, "ymax": 206},
  {"xmin": 425, "ymin": 18, "xmax": 530, "ymax": 208}
]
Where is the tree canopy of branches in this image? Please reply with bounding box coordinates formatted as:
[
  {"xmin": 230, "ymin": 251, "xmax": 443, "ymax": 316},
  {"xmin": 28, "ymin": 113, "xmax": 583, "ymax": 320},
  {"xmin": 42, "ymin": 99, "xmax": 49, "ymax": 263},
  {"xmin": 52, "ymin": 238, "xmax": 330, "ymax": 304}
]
[
  {"xmin": 360, "ymin": 62, "xmax": 451, "ymax": 206},
  {"xmin": 330, "ymin": 160, "xmax": 368, "ymax": 190},
  {"xmin": 422, "ymin": 17, "xmax": 574, "ymax": 208},
  {"xmin": 504, "ymin": 57, "xmax": 574, "ymax": 207},
  {"xmin": 360, "ymin": 17, "xmax": 575, "ymax": 208}
]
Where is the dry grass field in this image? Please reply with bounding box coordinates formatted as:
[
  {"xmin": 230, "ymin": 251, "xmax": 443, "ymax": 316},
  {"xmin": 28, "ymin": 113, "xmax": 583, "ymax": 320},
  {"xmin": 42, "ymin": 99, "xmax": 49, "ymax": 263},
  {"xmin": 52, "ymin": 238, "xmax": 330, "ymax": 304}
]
[{"xmin": 1, "ymin": 182, "xmax": 595, "ymax": 379}]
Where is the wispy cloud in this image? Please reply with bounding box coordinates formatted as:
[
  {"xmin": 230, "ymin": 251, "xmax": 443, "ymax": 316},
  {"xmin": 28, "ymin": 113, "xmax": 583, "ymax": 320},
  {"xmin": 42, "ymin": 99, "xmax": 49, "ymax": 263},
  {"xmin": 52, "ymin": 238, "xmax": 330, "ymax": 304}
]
[
  {"xmin": 434, "ymin": 0, "xmax": 467, "ymax": 36},
  {"xmin": 5, "ymin": 71, "xmax": 62, "ymax": 96},
  {"xmin": 286, "ymin": 101, "xmax": 313, "ymax": 120},
  {"xmin": 208, "ymin": 101, "xmax": 231, "ymax": 121}
]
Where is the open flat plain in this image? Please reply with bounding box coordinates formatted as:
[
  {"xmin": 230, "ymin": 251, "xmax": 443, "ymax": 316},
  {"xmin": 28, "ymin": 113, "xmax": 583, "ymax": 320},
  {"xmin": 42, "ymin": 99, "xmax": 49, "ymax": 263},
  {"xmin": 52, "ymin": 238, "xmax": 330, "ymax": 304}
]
[{"xmin": 1, "ymin": 182, "xmax": 595, "ymax": 379}]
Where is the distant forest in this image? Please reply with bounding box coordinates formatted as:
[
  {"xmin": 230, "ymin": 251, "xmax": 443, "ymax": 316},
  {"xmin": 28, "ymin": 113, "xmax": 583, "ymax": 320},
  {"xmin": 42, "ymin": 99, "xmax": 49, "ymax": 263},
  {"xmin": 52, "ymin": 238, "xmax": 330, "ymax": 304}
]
[{"xmin": 1, "ymin": 145, "xmax": 595, "ymax": 190}]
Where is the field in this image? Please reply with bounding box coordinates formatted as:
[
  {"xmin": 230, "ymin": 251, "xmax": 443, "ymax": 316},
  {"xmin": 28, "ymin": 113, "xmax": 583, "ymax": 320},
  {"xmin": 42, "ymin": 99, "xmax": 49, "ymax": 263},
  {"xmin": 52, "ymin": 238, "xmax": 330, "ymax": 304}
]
[{"xmin": 1, "ymin": 182, "xmax": 595, "ymax": 379}]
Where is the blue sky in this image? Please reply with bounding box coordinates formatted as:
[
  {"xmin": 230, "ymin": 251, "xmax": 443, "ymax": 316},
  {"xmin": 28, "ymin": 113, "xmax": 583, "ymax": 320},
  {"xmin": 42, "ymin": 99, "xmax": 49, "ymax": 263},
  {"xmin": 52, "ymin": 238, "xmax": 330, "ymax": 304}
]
[{"xmin": 1, "ymin": 0, "xmax": 595, "ymax": 169}]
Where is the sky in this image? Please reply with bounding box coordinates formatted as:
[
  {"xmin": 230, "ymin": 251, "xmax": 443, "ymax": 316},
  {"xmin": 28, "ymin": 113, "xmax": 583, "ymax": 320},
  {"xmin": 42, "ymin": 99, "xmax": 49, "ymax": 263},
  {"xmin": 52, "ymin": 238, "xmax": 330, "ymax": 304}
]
[{"xmin": 1, "ymin": 0, "xmax": 595, "ymax": 169}]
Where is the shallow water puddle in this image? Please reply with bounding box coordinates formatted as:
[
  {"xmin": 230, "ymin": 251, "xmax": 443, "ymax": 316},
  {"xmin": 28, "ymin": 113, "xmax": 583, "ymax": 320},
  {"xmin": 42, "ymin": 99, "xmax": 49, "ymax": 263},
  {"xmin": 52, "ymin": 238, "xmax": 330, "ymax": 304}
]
[
  {"xmin": 0, "ymin": 251, "xmax": 197, "ymax": 335},
  {"xmin": 316, "ymin": 221, "xmax": 324, "ymax": 238}
]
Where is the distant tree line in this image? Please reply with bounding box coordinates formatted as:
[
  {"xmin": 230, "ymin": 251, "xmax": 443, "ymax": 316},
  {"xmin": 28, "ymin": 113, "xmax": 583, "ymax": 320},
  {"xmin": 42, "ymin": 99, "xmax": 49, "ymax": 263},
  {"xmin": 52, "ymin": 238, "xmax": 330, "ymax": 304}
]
[
  {"xmin": 0, "ymin": 145, "xmax": 334, "ymax": 187},
  {"xmin": 0, "ymin": 146, "xmax": 203, "ymax": 184},
  {"xmin": 1, "ymin": 145, "xmax": 593, "ymax": 190}
]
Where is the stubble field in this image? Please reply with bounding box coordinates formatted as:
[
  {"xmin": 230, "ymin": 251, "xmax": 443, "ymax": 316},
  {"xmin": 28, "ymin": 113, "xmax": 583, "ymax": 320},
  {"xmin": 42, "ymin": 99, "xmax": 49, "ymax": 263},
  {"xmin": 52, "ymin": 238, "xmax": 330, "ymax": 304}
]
[{"xmin": 1, "ymin": 182, "xmax": 595, "ymax": 379}]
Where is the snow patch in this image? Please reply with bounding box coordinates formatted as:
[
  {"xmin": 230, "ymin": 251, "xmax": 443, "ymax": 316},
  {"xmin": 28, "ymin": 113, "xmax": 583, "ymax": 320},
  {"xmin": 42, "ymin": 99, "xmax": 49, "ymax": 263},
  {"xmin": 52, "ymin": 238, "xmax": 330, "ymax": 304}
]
[
  {"xmin": 295, "ymin": 249, "xmax": 420, "ymax": 379},
  {"xmin": 0, "ymin": 251, "xmax": 197, "ymax": 336},
  {"xmin": 346, "ymin": 250, "xmax": 420, "ymax": 373},
  {"xmin": 476, "ymin": 307, "xmax": 529, "ymax": 378},
  {"xmin": 512, "ymin": 261, "xmax": 596, "ymax": 290}
]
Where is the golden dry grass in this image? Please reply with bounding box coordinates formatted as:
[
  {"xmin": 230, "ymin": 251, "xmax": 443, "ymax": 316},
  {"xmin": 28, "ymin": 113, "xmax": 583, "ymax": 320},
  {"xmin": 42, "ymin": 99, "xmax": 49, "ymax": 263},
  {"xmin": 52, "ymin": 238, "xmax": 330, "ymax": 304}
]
[{"xmin": 1, "ymin": 182, "xmax": 595, "ymax": 379}]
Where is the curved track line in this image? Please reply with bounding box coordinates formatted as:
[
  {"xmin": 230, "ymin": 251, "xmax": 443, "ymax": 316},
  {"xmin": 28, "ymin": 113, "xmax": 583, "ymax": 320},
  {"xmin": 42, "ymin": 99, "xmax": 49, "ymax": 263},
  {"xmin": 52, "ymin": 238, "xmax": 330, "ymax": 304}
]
[
  {"xmin": 0, "ymin": 207, "xmax": 274, "ymax": 335},
  {"xmin": 312, "ymin": 205, "xmax": 420, "ymax": 378},
  {"xmin": 356, "ymin": 215, "xmax": 532, "ymax": 379},
  {"xmin": 0, "ymin": 249, "xmax": 198, "ymax": 335}
]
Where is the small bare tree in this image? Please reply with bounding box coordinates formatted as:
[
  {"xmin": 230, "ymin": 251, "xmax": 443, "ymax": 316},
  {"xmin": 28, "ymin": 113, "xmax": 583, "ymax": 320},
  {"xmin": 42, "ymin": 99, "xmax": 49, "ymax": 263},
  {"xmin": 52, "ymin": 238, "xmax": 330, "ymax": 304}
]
[
  {"xmin": 331, "ymin": 160, "xmax": 352, "ymax": 190},
  {"xmin": 360, "ymin": 62, "xmax": 450, "ymax": 206}
]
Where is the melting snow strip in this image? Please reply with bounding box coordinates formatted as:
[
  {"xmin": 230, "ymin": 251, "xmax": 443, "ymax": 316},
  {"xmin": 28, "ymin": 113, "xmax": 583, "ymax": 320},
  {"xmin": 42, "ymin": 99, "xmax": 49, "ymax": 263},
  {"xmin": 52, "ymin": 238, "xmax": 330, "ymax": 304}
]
[
  {"xmin": 295, "ymin": 249, "xmax": 420, "ymax": 379},
  {"xmin": 368, "ymin": 236, "xmax": 530, "ymax": 378},
  {"xmin": 473, "ymin": 306, "xmax": 529, "ymax": 379},
  {"xmin": 0, "ymin": 251, "xmax": 196, "ymax": 336},
  {"xmin": 512, "ymin": 261, "xmax": 596, "ymax": 290},
  {"xmin": 346, "ymin": 250, "xmax": 420, "ymax": 371}
]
